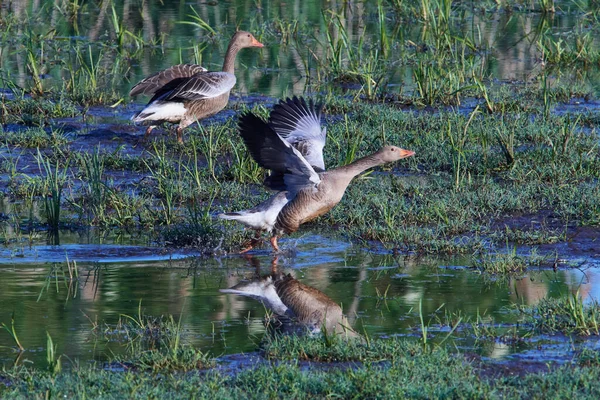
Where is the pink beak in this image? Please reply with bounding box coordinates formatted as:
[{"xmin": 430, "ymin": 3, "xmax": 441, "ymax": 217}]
[
  {"xmin": 399, "ymin": 149, "xmax": 415, "ymax": 159},
  {"xmin": 251, "ymin": 37, "xmax": 264, "ymax": 48}
]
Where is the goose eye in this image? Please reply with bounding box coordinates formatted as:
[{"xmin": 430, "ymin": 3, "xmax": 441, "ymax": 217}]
[{"xmin": 391, "ymin": 148, "xmax": 395, "ymax": 151}]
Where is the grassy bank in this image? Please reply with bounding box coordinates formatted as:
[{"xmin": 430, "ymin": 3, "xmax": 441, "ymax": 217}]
[{"xmin": 1, "ymin": 335, "xmax": 599, "ymax": 399}]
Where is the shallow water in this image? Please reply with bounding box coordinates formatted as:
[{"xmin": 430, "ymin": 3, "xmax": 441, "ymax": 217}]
[
  {"xmin": 1, "ymin": 233, "xmax": 599, "ymax": 368},
  {"xmin": 2, "ymin": 0, "xmax": 600, "ymax": 99}
]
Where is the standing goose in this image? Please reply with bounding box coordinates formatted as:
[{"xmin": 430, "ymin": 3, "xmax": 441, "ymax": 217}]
[
  {"xmin": 220, "ymin": 272, "xmax": 357, "ymax": 337},
  {"xmin": 225, "ymin": 96, "xmax": 415, "ymax": 252},
  {"xmin": 130, "ymin": 31, "xmax": 263, "ymax": 144}
]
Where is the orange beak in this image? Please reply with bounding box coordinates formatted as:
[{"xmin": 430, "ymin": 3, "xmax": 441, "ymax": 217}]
[
  {"xmin": 251, "ymin": 36, "xmax": 264, "ymax": 48},
  {"xmin": 399, "ymin": 149, "xmax": 415, "ymax": 159}
]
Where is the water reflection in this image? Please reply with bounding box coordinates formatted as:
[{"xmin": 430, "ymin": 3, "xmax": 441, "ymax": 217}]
[
  {"xmin": 0, "ymin": 237, "xmax": 598, "ymax": 367},
  {"xmin": 220, "ymin": 256, "xmax": 359, "ymax": 338},
  {"xmin": 2, "ymin": 0, "xmax": 599, "ymax": 99}
]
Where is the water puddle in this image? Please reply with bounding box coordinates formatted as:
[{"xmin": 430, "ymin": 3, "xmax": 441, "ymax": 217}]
[{"xmin": 1, "ymin": 234, "xmax": 599, "ymax": 368}]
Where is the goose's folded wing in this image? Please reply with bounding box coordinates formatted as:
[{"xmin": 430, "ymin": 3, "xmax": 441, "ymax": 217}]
[
  {"xmin": 239, "ymin": 112, "xmax": 320, "ymax": 192},
  {"xmin": 151, "ymin": 72, "xmax": 236, "ymax": 102},
  {"xmin": 269, "ymin": 96, "xmax": 327, "ymax": 171},
  {"xmin": 129, "ymin": 64, "xmax": 208, "ymax": 97}
]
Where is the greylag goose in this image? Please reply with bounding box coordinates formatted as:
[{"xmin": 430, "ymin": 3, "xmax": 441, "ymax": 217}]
[
  {"xmin": 224, "ymin": 96, "xmax": 415, "ymax": 252},
  {"xmin": 221, "ymin": 271, "xmax": 357, "ymax": 337},
  {"xmin": 130, "ymin": 31, "xmax": 263, "ymax": 144}
]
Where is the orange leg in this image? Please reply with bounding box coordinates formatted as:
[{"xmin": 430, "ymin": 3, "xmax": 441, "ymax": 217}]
[
  {"xmin": 240, "ymin": 238, "xmax": 260, "ymax": 253},
  {"xmin": 176, "ymin": 126, "xmax": 184, "ymax": 144},
  {"xmin": 270, "ymin": 236, "xmax": 280, "ymax": 252},
  {"xmin": 144, "ymin": 126, "xmax": 155, "ymax": 139},
  {"xmin": 136, "ymin": 126, "xmax": 155, "ymax": 146},
  {"xmin": 239, "ymin": 232, "xmax": 263, "ymax": 253}
]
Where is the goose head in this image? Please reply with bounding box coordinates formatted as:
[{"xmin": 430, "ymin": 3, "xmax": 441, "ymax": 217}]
[
  {"xmin": 231, "ymin": 31, "xmax": 264, "ymax": 48},
  {"xmin": 375, "ymin": 145, "xmax": 415, "ymax": 163}
]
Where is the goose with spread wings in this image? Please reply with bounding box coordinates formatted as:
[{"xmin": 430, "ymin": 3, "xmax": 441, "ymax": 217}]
[
  {"xmin": 221, "ymin": 271, "xmax": 358, "ymax": 337},
  {"xmin": 130, "ymin": 31, "xmax": 263, "ymax": 144},
  {"xmin": 222, "ymin": 96, "xmax": 415, "ymax": 252}
]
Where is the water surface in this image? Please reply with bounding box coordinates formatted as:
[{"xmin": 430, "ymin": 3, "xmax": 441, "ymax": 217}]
[
  {"xmin": 2, "ymin": 0, "xmax": 600, "ymax": 99},
  {"xmin": 1, "ymin": 234, "xmax": 598, "ymax": 368}
]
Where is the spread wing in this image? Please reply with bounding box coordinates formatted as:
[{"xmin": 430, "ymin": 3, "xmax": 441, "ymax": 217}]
[
  {"xmin": 129, "ymin": 64, "xmax": 208, "ymax": 97},
  {"xmin": 269, "ymin": 96, "xmax": 327, "ymax": 171},
  {"xmin": 238, "ymin": 112, "xmax": 320, "ymax": 194},
  {"xmin": 150, "ymin": 72, "xmax": 236, "ymax": 103}
]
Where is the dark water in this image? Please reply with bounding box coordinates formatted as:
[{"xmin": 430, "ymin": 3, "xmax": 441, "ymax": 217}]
[{"xmin": 1, "ymin": 233, "xmax": 599, "ymax": 367}]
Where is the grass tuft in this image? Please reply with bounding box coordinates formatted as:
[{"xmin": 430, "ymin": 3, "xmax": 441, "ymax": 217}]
[{"xmin": 519, "ymin": 292, "xmax": 600, "ymax": 336}]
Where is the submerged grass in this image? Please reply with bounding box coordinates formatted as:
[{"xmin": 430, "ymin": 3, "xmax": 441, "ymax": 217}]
[{"xmin": 473, "ymin": 248, "xmax": 547, "ymax": 274}]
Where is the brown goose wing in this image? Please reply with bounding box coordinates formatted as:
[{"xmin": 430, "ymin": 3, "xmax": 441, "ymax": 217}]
[
  {"xmin": 151, "ymin": 72, "xmax": 236, "ymax": 102},
  {"xmin": 238, "ymin": 112, "xmax": 320, "ymax": 193},
  {"xmin": 129, "ymin": 64, "xmax": 207, "ymax": 97}
]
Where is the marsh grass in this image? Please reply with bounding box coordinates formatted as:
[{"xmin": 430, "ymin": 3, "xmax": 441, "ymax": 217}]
[
  {"xmin": 0, "ymin": 313, "xmax": 25, "ymax": 352},
  {"xmin": 109, "ymin": 3, "xmax": 145, "ymax": 50},
  {"xmin": 191, "ymin": 124, "xmax": 228, "ymax": 183},
  {"xmin": 473, "ymin": 248, "xmax": 546, "ymax": 274},
  {"xmin": 76, "ymin": 147, "xmax": 109, "ymax": 224},
  {"xmin": 538, "ymin": 29, "xmax": 600, "ymax": 66},
  {"xmin": 37, "ymin": 258, "xmax": 80, "ymax": 302},
  {"xmin": 33, "ymin": 149, "xmax": 70, "ymax": 231},
  {"xmin": 520, "ymin": 292, "xmax": 600, "ymax": 336},
  {"xmin": 121, "ymin": 346, "xmax": 215, "ymax": 372},
  {"xmin": 1, "ymin": 96, "xmax": 596, "ymax": 256},
  {"xmin": 62, "ymin": 44, "xmax": 125, "ymax": 105},
  {"xmin": 317, "ymin": 8, "xmax": 390, "ymax": 98},
  {"xmin": 46, "ymin": 332, "xmax": 61, "ymax": 375},
  {"xmin": 225, "ymin": 138, "xmax": 263, "ymax": 183},
  {"xmin": 1, "ymin": 127, "xmax": 69, "ymax": 149},
  {"xmin": 578, "ymin": 348, "xmax": 600, "ymax": 367},
  {"xmin": 107, "ymin": 302, "xmax": 217, "ymax": 372},
  {"xmin": 0, "ymin": 97, "xmax": 79, "ymax": 125},
  {"xmin": 3, "ymin": 333, "xmax": 600, "ymax": 398},
  {"xmin": 116, "ymin": 302, "xmax": 183, "ymax": 349},
  {"xmin": 263, "ymin": 333, "xmax": 415, "ymax": 362},
  {"xmin": 142, "ymin": 143, "xmax": 184, "ymax": 225},
  {"xmin": 490, "ymin": 225, "xmax": 565, "ymax": 245}
]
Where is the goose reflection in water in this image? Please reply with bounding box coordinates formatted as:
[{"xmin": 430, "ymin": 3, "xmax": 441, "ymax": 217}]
[{"xmin": 220, "ymin": 257, "xmax": 359, "ymax": 339}]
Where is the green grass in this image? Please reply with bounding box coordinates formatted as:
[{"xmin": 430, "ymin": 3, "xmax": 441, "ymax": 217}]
[
  {"xmin": 2, "ymin": 335, "xmax": 600, "ymax": 399},
  {"xmin": 262, "ymin": 334, "xmax": 390, "ymax": 363},
  {"xmin": 473, "ymin": 248, "xmax": 547, "ymax": 274},
  {"xmin": 1, "ymin": 99, "xmax": 599, "ymax": 255},
  {"xmin": 0, "ymin": 98, "xmax": 79, "ymax": 126},
  {"xmin": 118, "ymin": 346, "xmax": 215, "ymax": 372},
  {"xmin": 0, "ymin": 127, "xmax": 69, "ymax": 148},
  {"xmin": 0, "ymin": 0, "xmax": 598, "ymax": 258},
  {"xmin": 519, "ymin": 292, "xmax": 600, "ymax": 336}
]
